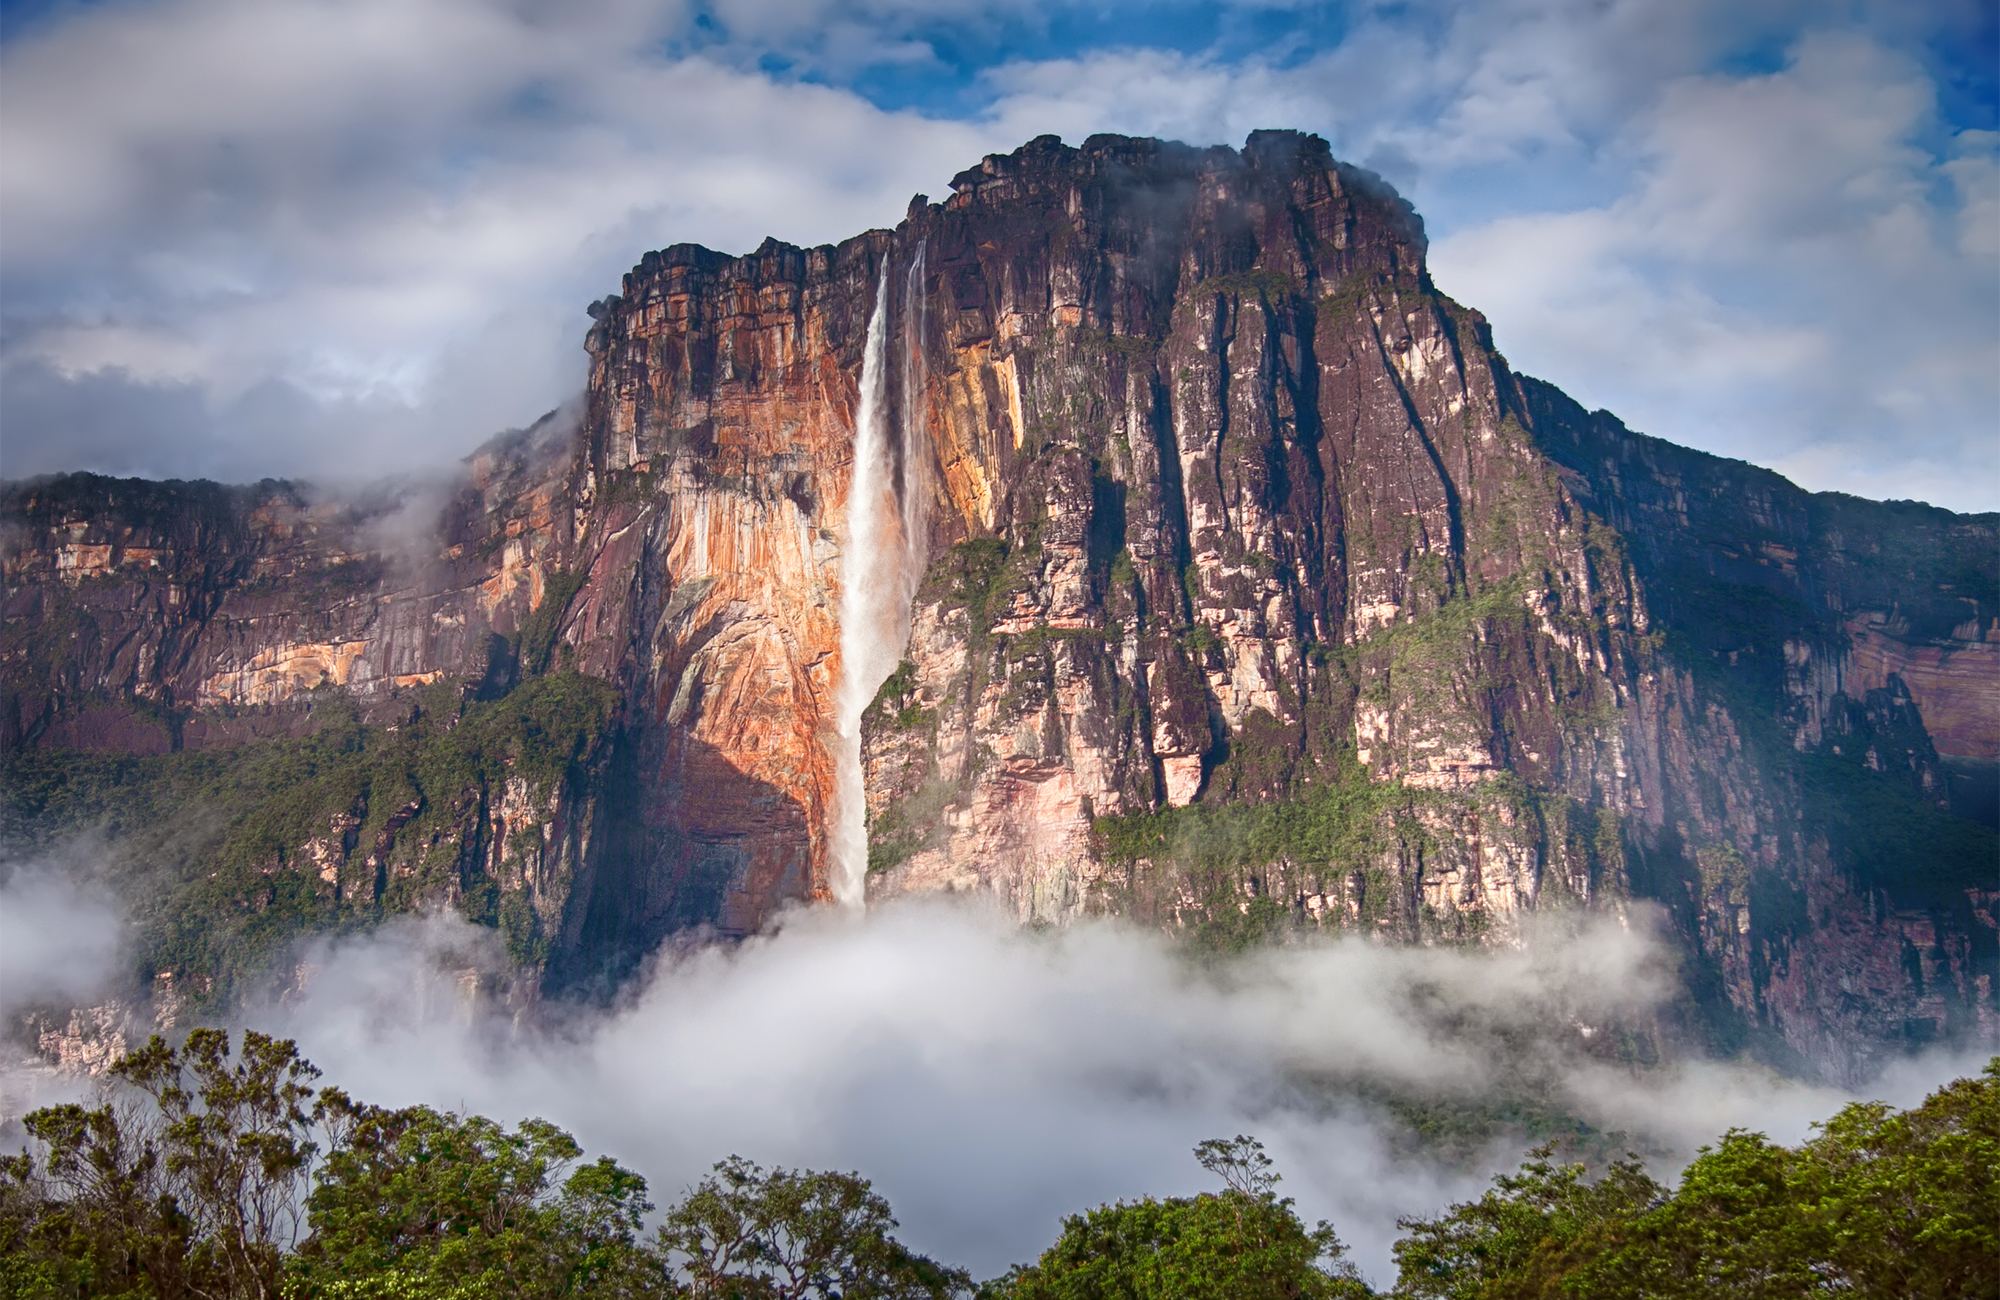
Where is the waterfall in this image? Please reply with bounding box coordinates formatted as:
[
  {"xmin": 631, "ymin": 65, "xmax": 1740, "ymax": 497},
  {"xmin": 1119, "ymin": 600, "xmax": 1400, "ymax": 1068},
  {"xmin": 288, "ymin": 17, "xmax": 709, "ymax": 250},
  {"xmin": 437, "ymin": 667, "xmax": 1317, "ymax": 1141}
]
[
  {"xmin": 832, "ymin": 265, "xmax": 895, "ymax": 909},
  {"xmin": 831, "ymin": 250, "xmax": 930, "ymax": 910}
]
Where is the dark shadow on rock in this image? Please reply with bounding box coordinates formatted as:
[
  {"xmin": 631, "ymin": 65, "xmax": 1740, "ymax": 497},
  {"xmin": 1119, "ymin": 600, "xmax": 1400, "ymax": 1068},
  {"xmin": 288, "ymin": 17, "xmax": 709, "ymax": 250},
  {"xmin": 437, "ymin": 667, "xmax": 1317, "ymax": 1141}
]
[{"xmin": 544, "ymin": 726, "xmax": 813, "ymax": 999}]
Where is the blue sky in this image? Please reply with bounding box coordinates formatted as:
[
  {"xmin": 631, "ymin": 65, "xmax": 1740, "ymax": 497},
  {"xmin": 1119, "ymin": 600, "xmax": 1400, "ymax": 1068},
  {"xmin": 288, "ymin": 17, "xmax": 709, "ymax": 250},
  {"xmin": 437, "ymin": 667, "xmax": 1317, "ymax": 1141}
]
[{"xmin": 1, "ymin": 0, "xmax": 1994, "ymax": 509}]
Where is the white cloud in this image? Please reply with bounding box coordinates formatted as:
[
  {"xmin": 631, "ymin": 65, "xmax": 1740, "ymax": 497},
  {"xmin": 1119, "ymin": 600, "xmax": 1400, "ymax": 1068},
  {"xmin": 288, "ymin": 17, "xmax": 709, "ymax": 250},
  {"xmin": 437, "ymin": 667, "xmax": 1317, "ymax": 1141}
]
[
  {"xmin": 1428, "ymin": 32, "xmax": 1998, "ymax": 507},
  {"xmin": 1947, "ymin": 135, "xmax": 2000, "ymax": 260},
  {"xmin": 243, "ymin": 899, "xmax": 1978, "ymax": 1284},
  {"xmin": 972, "ymin": 17, "xmax": 1998, "ymax": 509},
  {"xmin": 0, "ymin": 0, "xmax": 1003, "ymax": 483}
]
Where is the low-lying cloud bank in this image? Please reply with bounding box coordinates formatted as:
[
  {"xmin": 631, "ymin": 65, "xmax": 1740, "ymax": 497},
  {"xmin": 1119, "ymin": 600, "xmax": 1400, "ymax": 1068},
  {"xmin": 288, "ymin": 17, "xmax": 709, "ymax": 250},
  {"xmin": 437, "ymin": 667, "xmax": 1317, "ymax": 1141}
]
[
  {"xmin": 0, "ymin": 869, "xmax": 1985, "ymax": 1281},
  {"xmin": 225, "ymin": 898, "xmax": 1984, "ymax": 1284}
]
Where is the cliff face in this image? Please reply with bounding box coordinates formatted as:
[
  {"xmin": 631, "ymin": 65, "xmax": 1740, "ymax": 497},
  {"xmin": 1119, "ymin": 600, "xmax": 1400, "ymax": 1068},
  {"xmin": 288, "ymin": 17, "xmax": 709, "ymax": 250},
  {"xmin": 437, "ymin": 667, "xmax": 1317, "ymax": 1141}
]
[{"xmin": 3, "ymin": 132, "xmax": 1994, "ymax": 1079}]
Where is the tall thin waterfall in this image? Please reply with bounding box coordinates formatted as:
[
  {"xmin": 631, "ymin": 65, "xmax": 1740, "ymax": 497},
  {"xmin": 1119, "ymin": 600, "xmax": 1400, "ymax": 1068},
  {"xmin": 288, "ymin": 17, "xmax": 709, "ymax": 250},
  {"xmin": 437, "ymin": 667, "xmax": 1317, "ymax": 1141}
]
[
  {"xmin": 831, "ymin": 251, "xmax": 931, "ymax": 909},
  {"xmin": 831, "ymin": 259, "xmax": 917, "ymax": 909}
]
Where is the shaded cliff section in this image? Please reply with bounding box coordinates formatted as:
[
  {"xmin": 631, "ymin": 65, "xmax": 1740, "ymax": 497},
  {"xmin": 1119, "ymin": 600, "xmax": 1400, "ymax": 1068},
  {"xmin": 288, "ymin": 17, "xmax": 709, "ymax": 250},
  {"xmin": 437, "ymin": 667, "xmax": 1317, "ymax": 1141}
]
[
  {"xmin": 3, "ymin": 131, "xmax": 1995, "ymax": 1080},
  {"xmin": 0, "ymin": 410, "xmax": 811, "ymax": 1003}
]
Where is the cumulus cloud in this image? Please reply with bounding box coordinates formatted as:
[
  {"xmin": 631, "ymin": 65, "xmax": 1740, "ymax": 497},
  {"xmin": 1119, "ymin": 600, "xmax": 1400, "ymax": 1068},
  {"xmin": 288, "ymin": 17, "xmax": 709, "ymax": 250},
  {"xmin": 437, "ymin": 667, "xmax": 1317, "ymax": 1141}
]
[
  {"xmin": 1429, "ymin": 31, "xmax": 1999, "ymax": 508},
  {"xmin": 243, "ymin": 898, "xmax": 1980, "ymax": 1284},
  {"xmin": 0, "ymin": 0, "xmax": 1000, "ymax": 484},
  {"xmin": 0, "ymin": 0, "xmax": 1991, "ymax": 510}
]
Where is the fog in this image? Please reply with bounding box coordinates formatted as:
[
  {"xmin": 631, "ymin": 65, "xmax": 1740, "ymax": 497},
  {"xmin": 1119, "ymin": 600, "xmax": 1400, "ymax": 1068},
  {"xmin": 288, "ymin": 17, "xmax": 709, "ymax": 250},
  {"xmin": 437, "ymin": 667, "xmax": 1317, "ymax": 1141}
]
[
  {"xmin": 0, "ymin": 866, "xmax": 1985, "ymax": 1282},
  {"xmin": 338, "ymin": 392, "xmax": 586, "ymax": 570},
  {"xmin": 212, "ymin": 897, "xmax": 1981, "ymax": 1285},
  {"xmin": 0, "ymin": 860, "xmax": 125, "ymax": 1021}
]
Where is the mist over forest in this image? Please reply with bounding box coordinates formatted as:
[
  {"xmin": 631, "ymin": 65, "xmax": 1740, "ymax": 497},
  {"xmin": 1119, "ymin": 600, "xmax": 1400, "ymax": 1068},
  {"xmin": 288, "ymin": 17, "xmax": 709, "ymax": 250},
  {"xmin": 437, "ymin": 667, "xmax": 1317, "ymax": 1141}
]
[{"xmin": 4, "ymin": 866, "xmax": 1988, "ymax": 1287}]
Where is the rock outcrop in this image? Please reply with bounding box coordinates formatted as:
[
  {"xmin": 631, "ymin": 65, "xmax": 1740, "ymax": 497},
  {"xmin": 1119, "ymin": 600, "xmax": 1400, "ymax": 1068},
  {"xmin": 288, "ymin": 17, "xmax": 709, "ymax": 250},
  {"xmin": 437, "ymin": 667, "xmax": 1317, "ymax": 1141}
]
[{"xmin": 3, "ymin": 132, "xmax": 1994, "ymax": 1080}]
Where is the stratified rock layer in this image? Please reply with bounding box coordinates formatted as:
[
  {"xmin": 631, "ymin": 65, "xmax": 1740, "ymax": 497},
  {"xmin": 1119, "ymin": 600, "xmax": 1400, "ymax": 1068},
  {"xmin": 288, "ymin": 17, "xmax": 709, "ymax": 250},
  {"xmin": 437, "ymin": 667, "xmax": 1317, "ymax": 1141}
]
[{"xmin": 3, "ymin": 132, "xmax": 1994, "ymax": 1079}]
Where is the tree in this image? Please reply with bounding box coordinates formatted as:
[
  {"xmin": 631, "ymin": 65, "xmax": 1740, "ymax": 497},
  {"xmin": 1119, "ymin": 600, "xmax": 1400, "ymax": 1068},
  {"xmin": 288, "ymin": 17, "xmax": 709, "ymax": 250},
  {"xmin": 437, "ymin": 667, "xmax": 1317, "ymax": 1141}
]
[
  {"xmin": 1389, "ymin": 1145, "xmax": 1661, "ymax": 1300},
  {"xmin": 2, "ymin": 1098, "xmax": 192, "ymax": 1299},
  {"xmin": 1582, "ymin": 1058, "xmax": 2000, "ymax": 1299},
  {"xmin": 0, "ymin": 1030, "xmax": 670, "ymax": 1300},
  {"xmin": 118, "ymin": 1028, "xmax": 324, "ymax": 1299},
  {"xmin": 1392, "ymin": 1058, "xmax": 2000, "ymax": 1299},
  {"xmin": 291, "ymin": 1101, "xmax": 670, "ymax": 1299},
  {"xmin": 0, "ymin": 1028, "xmax": 325, "ymax": 1300},
  {"xmin": 1794, "ymin": 1060, "xmax": 1999, "ymax": 1296},
  {"xmin": 9, "ymin": 1031, "xmax": 1992, "ymax": 1300},
  {"xmin": 1193, "ymin": 1135, "xmax": 1280, "ymax": 1199},
  {"xmin": 657, "ymin": 1156, "xmax": 970, "ymax": 1299},
  {"xmin": 983, "ymin": 1136, "xmax": 1372, "ymax": 1300}
]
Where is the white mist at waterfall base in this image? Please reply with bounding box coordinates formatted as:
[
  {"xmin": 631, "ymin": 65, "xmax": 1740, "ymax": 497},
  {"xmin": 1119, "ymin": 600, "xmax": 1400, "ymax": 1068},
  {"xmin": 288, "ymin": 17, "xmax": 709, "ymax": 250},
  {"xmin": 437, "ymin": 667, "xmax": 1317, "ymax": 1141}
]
[
  {"xmin": 831, "ymin": 259, "xmax": 926, "ymax": 909},
  {"xmin": 220, "ymin": 898, "xmax": 1988, "ymax": 1285}
]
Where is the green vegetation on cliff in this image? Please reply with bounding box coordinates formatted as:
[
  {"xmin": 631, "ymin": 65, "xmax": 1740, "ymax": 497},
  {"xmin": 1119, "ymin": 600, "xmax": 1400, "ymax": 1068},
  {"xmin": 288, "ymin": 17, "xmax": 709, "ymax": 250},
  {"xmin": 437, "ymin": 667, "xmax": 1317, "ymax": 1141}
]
[
  {"xmin": 1796, "ymin": 749, "xmax": 1998, "ymax": 904},
  {"xmin": 1090, "ymin": 761, "xmax": 1429, "ymax": 952},
  {"xmin": 0, "ymin": 671, "xmax": 619, "ymax": 1005},
  {"xmin": 1093, "ymin": 762, "xmax": 1415, "ymax": 873}
]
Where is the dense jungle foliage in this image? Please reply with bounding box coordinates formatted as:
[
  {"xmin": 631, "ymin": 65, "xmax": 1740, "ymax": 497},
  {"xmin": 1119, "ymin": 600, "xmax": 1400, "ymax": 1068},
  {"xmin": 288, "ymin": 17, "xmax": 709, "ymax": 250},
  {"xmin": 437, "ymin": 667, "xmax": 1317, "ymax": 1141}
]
[{"xmin": 3, "ymin": 1034, "xmax": 1993, "ymax": 1299}]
